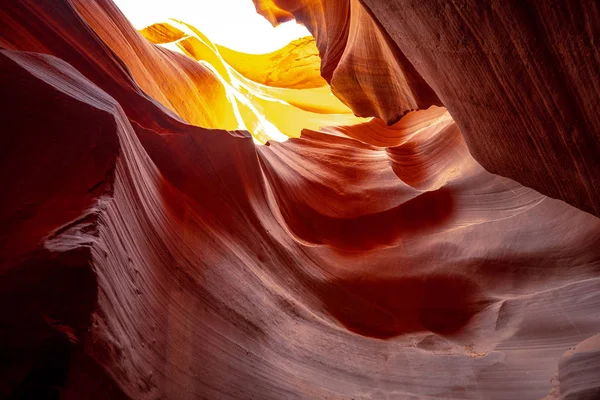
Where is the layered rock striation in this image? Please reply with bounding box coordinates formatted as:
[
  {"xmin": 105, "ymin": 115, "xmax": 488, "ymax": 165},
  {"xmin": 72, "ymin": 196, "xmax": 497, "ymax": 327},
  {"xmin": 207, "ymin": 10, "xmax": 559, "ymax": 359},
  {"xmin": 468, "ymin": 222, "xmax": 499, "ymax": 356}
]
[{"xmin": 1, "ymin": 0, "xmax": 599, "ymax": 399}]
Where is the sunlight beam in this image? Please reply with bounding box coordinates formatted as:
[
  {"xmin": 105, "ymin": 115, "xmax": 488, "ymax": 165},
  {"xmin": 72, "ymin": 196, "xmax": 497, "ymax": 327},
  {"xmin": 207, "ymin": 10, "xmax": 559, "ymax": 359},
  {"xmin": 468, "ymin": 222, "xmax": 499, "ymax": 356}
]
[{"xmin": 112, "ymin": 0, "xmax": 311, "ymax": 54}]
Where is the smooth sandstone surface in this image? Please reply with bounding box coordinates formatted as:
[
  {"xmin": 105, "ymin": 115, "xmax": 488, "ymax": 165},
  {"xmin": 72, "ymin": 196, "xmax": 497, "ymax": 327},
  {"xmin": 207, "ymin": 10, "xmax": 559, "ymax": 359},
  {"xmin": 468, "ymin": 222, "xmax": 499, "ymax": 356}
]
[
  {"xmin": 359, "ymin": 0, "xmax": 600, "ymax": 218},
  {"xmin": 1, "ymin": 1, "xmax": 599, "ymax": 399},
  {"xmin": 255, "ymin": 0, "xmax": 600, "ymax": 217}
]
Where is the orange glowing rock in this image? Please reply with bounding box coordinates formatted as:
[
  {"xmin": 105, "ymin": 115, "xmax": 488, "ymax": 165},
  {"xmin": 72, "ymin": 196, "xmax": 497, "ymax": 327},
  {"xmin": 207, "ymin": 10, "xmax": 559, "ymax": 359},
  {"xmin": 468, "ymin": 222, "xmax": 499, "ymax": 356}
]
[
  {"xmin": 217, "ymin": 36, "xmax": 326, "ymax": 89},
  {"xmin": 253, "ymin": 0, "xmax": 442, "ymax": 124},
  {"xmin": 73, "ymin": 1, "xmax": 369, "ymax": 143}
]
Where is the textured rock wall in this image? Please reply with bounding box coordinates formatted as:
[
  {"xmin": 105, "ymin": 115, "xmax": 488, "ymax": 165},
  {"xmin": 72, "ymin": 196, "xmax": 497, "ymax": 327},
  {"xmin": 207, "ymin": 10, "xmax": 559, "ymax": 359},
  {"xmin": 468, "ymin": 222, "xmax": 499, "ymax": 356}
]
[
  {"xmin": 255, "ymin": 0, "xmax": 600, "ymax": 216},
  {"xmin": 1, "ymin": 0, "xmax": 600, "ymax": 399}
]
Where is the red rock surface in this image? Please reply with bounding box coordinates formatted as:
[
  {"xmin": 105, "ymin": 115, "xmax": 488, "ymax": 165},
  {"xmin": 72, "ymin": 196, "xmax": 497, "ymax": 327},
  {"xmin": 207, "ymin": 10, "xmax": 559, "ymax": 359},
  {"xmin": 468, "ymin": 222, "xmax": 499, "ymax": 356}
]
[
  {"xmin": 1, "ymin": 1, "xmax": 600, "ymax": 399},
  {"xmin": 256, "ymin": 0, "xmax": 600, "ymax": 217},
  {"xmin": 254, "ymin": 0, "xmax": 442, "ymax": 123}
]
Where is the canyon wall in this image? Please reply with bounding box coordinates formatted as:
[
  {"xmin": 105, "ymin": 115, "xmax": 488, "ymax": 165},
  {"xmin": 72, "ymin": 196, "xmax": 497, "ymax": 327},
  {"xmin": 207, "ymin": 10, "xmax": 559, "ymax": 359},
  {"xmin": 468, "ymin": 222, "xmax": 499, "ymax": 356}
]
[{"xmin": 1, "ymin": 1, "xmax": 600, "ymax": 399}]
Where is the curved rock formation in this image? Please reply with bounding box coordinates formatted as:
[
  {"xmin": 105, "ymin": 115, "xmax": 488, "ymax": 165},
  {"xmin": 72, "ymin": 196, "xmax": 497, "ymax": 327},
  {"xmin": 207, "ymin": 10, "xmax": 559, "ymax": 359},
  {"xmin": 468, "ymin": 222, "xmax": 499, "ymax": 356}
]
[
  {"xmin": 215, "ymin": 36, "xmax": 326, "ymax": 89},
  {"xmin": 1, "ymin": 1, "xmax": 600, "ymax": 399},
  {"xmin": 255, "ymin": 0, "xmax": 600, "ymax": 217},
  {"xmin": 254, "ymin": 0, "xmax": 443, "ymax": 123}
]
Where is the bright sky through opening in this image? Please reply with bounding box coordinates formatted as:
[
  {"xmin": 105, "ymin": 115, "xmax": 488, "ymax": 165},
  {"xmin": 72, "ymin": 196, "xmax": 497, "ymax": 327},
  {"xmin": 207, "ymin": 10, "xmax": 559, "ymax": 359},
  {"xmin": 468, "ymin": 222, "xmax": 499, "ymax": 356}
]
[{"xmin": 112, "ymin": 0, "xmax": 311, "ymax": 54}]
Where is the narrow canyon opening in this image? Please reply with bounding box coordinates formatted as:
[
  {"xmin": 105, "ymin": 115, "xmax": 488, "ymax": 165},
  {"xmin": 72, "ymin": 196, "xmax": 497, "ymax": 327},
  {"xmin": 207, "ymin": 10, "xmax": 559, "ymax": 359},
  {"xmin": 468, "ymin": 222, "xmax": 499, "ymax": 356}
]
[{"xmin": 111, "ymin": 0, "xmax": 371, "ymax": 144}]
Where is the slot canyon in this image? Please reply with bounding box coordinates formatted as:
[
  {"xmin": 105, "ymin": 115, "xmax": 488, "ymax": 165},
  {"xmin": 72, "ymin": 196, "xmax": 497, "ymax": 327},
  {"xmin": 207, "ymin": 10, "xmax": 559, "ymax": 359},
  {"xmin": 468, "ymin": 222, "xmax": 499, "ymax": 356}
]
[{"xmin": 1, "ymin": 0, "xmax": 599, "ymax": 399}]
